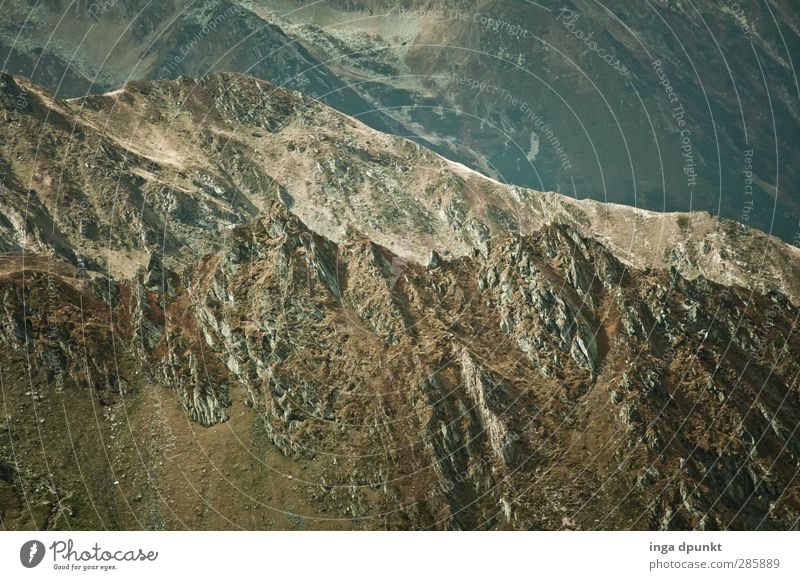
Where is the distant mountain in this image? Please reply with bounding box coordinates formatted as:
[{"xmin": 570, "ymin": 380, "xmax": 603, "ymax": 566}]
[
  {"xmin": 2, "ymin": 0, "xmax": 799, "ymax": 241},
  {"xmin": 258, "ymin": 0, "xmax": 800, "ymax": 241},
  {"xmin": 0, "ymin": 0, "xmax": 414, "ymax": 146},
  {"xmin": 0, "ymin": 72, "xmax": 798, "ymax": 530}
]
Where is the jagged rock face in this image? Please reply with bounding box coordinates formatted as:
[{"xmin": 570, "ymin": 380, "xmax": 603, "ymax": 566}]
[
  {"xmin": 3, "ymin": 0, "xmax": 799, "ymax": 243},
  {"xmin": 1, "ymin": 72, "xmax": 798, "ymax": 302},
  {"xmin": 260, "ymin": 0, "xmax": 800, "ymax": 242},
  {"xmin": 1, "ymin": 72, "xmax": 799, "ymax": 531},
  {"xmin": 2, "ymin": 201, "xmax": 799, "ymax": 530}
]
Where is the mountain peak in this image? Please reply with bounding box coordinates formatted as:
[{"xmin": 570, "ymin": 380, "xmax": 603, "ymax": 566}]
[{"xmin": 1, "ymin": 73, "xmax": 798, "ymax": 304}]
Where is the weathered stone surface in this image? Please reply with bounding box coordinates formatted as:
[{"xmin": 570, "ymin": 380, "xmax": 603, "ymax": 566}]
[{"xmin": 0, "ymin": 74, "xmax": 798, "ymax": 531}]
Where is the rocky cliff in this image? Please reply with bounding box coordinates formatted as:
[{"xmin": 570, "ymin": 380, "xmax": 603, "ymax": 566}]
[
  {"xmin": 0, "ymin": 72, "xmax": 799, "ymax": 530},
  {"xmin": 3, "ymin": 0, "xmax": 798, "ymax": 241}
]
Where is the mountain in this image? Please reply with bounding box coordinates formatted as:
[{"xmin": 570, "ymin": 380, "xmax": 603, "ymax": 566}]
[
  {"xmin": 0, "ymin": 0, "xmax": 414, "ymax": 145},
  {"xmin": 258, "ymin": 0, "xmax": 800, "ymax": 241},
  {"xmin": 2, "ymin": 0, "xmax": 799, "ymax": 243},
  {"xmin": 0, "ymin": 72, "xmax": 799, "ymax": 530}
]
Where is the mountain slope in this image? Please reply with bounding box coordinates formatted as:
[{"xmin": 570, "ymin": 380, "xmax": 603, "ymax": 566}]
[
  {"xmin": 2, "ymin": 0, "xmax": 799, "ymax": 242},
  {"xmin": 0, "ymin": 72, "xmax": 799, "ymax": 530},
  {"xmin": 2, "ymin": 201, "xmax": 799, "ymax": 530},
  {"xmin": 1, "ymin": 72, "xmax": 798, "ymax": 300},
  {"xmin": 255, "ymin": 0, "xmax": 800, "ymax": 241}
]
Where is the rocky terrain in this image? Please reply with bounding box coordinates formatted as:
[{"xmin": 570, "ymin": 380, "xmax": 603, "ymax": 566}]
[
  {"xmin": 2, "ymin": 0, "xmax": 799, "ymax": 242},
  {"xmin": 0, "ymin": 71, "xmax": 799, "ymax": 531},
  {"xmin": 1, "ymin": 72, "xmax": 797, "ymax": 298},
  {"xmin": 261, "ymin": 0, "xmax": 800, "ymax": 241}
]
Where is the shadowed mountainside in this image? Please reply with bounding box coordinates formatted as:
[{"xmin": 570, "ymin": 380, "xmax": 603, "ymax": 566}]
[
  {"xmin": 0, "ymin": 72, "xmax": 799, "ymax": 530},
  {"xmin": 1, "ymin": 0, "xmax": 799, "ymax": 241}
]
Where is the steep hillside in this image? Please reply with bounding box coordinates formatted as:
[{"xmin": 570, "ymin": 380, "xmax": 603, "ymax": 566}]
[
  {"xmin": 255, "ymin": 0, "xmax": 800, "ymax": 241},
  {"xmin": 1, "ymin": 72, "xmax": 798, "ymax": 300},
  {"xmin": 0, "ymin": 72, "xmax": 799, "ymax": 530},
  {"xmin": 2, "ymin": 201, "xmax": 799, "ymax": 530},
  {"xmin": 2, "ymin": 0, "xmax": 799, "ymax": 241}
]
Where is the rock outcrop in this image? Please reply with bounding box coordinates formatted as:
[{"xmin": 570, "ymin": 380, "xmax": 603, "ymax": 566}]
[{"xmin": 0, "ymin": 73, "xmax": 798, "ymax": 531}]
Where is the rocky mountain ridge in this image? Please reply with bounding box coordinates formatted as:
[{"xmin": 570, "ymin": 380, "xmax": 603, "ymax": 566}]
[
  {"xmin": 1, "ymin": 72, "xmax": 798, "ymax": 302},
  {"xmin": 0, "ymin": 71, "xmax": 799, "ymax": 530},
  {"xmin": 2, "ymin": 0, "xmax": 799, "ymax": 241}
]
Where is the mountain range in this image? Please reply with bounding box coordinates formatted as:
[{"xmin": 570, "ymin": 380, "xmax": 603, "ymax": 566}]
[
  {"xmin": 0, "ymin": 71, "xmax": 798, "ymax": 530},
  {"xmin": 2, "ymin": 0, "xmax": 799, "ymax": 241}
]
